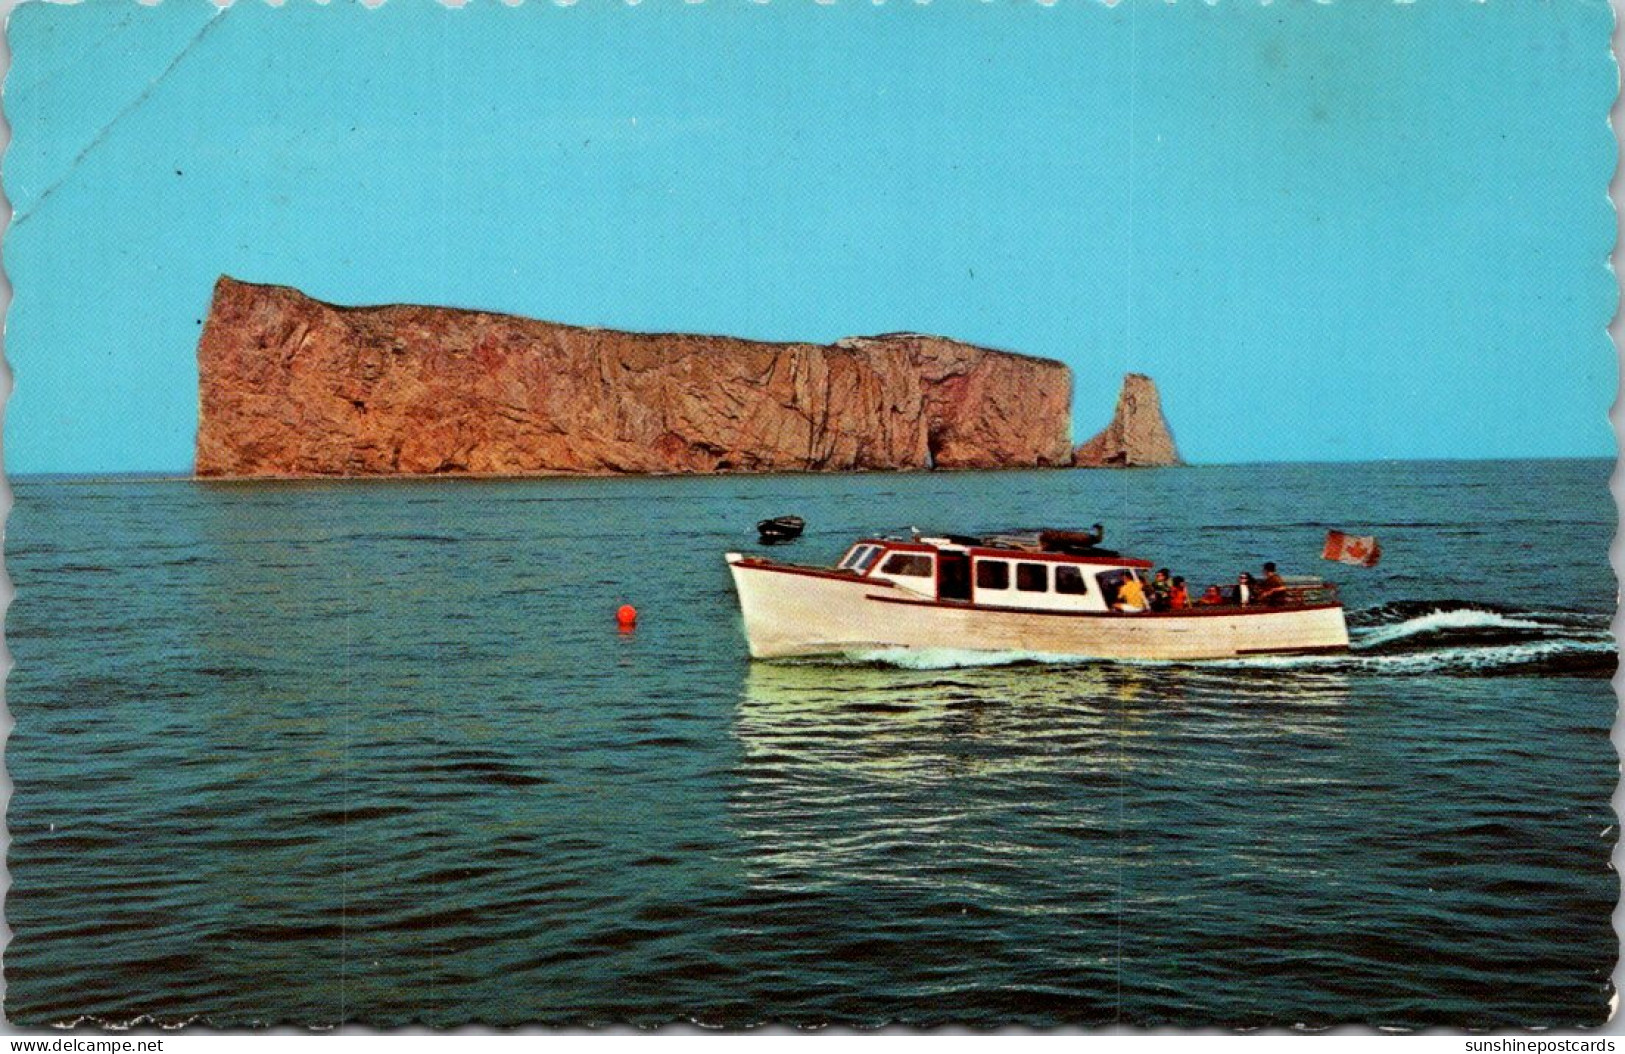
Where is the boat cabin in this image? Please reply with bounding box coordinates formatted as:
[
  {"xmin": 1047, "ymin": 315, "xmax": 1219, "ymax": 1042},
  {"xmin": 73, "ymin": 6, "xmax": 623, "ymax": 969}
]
[{"xmin": 836, "ymin": 536, "xmax": 1155, "ymax": 614}]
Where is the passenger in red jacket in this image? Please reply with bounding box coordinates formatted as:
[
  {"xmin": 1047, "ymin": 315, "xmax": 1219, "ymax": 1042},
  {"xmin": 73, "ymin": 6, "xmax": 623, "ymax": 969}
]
[{"xmin": 1257, "ymin": 562, "xmax": 1289, "ymax": 606}]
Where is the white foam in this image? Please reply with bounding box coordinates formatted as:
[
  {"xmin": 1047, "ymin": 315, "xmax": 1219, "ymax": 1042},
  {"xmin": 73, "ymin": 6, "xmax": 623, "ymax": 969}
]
[
  {"xmin": 795, "ymin": 607, "xmax": 1612, "ymax": 675},
  {"xmin": 1355, "ymin": 608, "xmax": 1544, "ymax": 650},
  {"xmin": 824, "ymin": 633, "xmax": 1613, "ymax": 677},
  {"xmin": 1208, "ymin": 637, "xmax": 1615, "ymax": 675}
]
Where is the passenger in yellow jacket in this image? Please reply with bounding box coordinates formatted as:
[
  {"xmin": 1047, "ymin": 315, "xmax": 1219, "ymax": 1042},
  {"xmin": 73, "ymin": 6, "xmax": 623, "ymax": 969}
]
[{"xmin": 1115, "ymin": 575, "xmax": 1148, "ymax": 613}]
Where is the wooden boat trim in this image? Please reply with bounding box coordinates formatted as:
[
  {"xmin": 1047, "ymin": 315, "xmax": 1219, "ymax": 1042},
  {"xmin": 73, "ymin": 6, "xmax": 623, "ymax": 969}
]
[
  {"xmin": 731, "ymin": 558, "xmax": 897, "ymax": 587},
  {"xmin": 1235, "ymin": 643, "xmax": 1351, "ymax": 655},
  {"xmin": 863, "ymin": 593, "xmax": 1343, "ymax": 619}
]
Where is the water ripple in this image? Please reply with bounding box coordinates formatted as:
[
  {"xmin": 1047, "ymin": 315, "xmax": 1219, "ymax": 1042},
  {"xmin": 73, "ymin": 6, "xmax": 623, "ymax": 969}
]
[{"xmin": 5, "ymin": 462, "xmax": 1615, "ymax": 1027}]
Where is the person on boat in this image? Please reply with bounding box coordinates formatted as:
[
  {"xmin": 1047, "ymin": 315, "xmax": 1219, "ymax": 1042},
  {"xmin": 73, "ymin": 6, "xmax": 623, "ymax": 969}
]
[
  {"xmin": 1115, "ymin": 573, "xmax": 1148, "ymax": 613},
  {"xmin": 1235, "ymin": 572, "xmax": 1254, "ymax": 606},
  {"xmin": 1197, "ymin": 585, "xmax": 1224, "ymax": 606},
  {"xmin": 1169, "ymin": 576, "xmax": 1190, "ymax": 609},
  {"xmin": 1147, "ymin": 569, "xmax": 1173, "ymax": 611},
  {"xmin": 1257, "ymin": 562, "xmax": 1288, "ymax": 606}
]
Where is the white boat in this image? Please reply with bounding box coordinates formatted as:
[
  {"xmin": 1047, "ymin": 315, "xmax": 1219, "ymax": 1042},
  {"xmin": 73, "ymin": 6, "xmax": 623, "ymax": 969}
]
[{"xmin": 725, "ymin": 530, "xmax": 1350, "ymax": 661}]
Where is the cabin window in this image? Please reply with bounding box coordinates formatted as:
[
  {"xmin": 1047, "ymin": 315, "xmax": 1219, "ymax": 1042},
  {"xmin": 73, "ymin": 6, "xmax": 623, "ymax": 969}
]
[
  {"xmin": 1055, "ymin": 565, "xmax": 1088, "ymax": 595},
  {"xmin": 1095, "ymin": 568, "xmax": 1140, "ymax": 607},
  {"xmin": 880, "ymin": 553, "xmax": 933, "ymax": 577},
  {"xmin": 1016, "ymin": 562, "xmax": 1049, "ymax": 592},
  {"xmin": 851, "ymin": 546, "xmax": 882, "ymax": 572},
  {"xmin": 839, "ymin": 546, "xmax": 865, "ymax": 569},
  {"xmin": 975, "ymin": 560, "xmax": 1010, "ymax": 591}
]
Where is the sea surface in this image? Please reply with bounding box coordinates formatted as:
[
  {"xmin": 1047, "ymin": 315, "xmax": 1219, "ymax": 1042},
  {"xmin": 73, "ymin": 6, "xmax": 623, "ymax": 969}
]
[{"xmin": 4, "ymin": 459, "xmax": 1618, "ymax": 1028}]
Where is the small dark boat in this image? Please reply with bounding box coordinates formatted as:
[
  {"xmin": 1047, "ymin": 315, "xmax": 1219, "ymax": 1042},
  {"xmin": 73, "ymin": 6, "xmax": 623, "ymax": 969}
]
[{"xmin": 757, "ymin": 515, "xmax": 806, "ymax": 544}]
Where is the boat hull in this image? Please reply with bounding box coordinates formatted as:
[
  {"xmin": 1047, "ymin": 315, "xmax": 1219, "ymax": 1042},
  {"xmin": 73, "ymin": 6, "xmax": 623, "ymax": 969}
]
[{"xmin": 726, "ymin": 554, "xmax": 1350, "ymax": 661}]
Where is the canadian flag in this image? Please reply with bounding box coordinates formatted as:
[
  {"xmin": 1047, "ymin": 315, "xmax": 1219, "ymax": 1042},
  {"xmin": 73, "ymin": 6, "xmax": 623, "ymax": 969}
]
[{"xmin": 1322, "ymin": 530, "xmax": 1381, "ymax": 567}]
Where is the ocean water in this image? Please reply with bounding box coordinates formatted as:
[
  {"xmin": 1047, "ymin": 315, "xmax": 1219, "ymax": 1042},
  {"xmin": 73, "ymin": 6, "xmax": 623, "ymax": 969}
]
[{"xmin": 4, "ymin": 459, "xmax": 1617, "ymax": 1028}]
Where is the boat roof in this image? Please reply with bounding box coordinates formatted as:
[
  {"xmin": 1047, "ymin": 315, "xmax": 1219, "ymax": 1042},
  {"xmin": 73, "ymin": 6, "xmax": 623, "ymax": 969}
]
[{"xmin": 856, "ymin": 532, "xmax": 1154, "ymax": 569}]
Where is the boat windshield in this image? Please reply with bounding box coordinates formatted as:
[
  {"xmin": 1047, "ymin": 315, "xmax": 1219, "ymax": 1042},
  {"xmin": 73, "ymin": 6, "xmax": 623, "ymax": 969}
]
[{"xmin": 839, "ymin": 544, "xmax": 883, "ymax": 572}]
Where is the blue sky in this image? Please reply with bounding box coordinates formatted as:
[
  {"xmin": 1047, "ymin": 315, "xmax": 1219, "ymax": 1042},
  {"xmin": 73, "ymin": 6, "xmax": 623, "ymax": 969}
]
[{"xmin": 3, "ymin": 0, "xmax": 1616, "ymax": 473}]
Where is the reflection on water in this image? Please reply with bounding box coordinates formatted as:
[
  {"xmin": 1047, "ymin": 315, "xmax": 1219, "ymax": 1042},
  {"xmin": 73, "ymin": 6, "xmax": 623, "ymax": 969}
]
[
  {"xmin": 737, "ymin": 660, "xmax": 1354, "ymax": 776},
  {"xmin": 739, "ymin": 661, "xmax": 1119, "ymax": 779},
  {"xmin": 727, "ymin": 658, "xmax": 1611, "ymax": 1027}
]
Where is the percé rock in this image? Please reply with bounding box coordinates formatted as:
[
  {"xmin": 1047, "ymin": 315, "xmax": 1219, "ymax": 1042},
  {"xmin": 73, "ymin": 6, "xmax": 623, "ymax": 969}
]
[
  {"xmin": 194, "ymin": 277, "xmax": 1076, "ymax": 478},
  {"xmin": 1073, "ymin": 373, "xmax": 1182, "ymax": 467}
]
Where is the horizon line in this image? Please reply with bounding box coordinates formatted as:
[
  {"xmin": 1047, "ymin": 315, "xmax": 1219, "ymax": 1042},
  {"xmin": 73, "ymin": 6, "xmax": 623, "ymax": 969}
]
[{"xmin": 4, "ymin": 453, "xmax": 1616, "ymax": 483}]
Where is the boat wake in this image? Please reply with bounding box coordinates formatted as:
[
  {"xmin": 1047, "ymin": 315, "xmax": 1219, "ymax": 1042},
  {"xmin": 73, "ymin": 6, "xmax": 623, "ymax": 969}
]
[
  {"xmin": 804, "ymin": 602, "xmax": 1616, "ymax": 678},
  {"xmin": 1352, "ymin": 607, "xmax": 1544, "ymax": 651}
]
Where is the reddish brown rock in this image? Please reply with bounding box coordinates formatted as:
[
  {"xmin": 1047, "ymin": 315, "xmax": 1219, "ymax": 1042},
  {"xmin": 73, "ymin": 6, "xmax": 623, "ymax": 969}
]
[
  {"xmin": 194, "ymin": 277, "xmax": 1076, "ymax": 478},
  {"xmin": 1073, "ymin": 373, "xmax": 1183, "ymax": 467}
]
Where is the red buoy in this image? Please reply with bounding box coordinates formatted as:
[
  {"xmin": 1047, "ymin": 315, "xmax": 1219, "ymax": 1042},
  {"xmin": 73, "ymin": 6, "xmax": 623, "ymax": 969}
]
[{"xmin": 616, "ymin": 604, "xmax": 638, "ymax": 628}]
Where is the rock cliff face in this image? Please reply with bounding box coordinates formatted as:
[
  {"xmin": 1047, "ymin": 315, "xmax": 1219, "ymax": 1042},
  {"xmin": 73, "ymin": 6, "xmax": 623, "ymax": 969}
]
[
  {"xmin": 1073, "ymin": 373, "xmax": 1182, "ymax": 467},
  {"xmin": 194, "ymin": 277, "xmax": 1076, "ymax": 478}
]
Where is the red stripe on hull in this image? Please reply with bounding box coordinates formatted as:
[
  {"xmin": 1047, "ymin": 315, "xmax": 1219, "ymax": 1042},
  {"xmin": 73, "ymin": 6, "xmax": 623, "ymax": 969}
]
[
  {"xmin": 864, "ymin": 593, "xmax": 1343, "ymax": 620},
  {"xmin": 966, "ymin": 547, "xmax": 1154, "ymax": 568},
  {"xmin": 1235, "ymin": 643, "xmax": 1351, "ymax": 656}
]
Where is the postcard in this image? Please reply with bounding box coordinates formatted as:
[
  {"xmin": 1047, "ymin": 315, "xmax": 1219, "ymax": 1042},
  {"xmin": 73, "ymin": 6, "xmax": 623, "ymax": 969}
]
[{"xmin": 2, "ymin": 0, "xmax": 1616, "ymax": 1031}]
